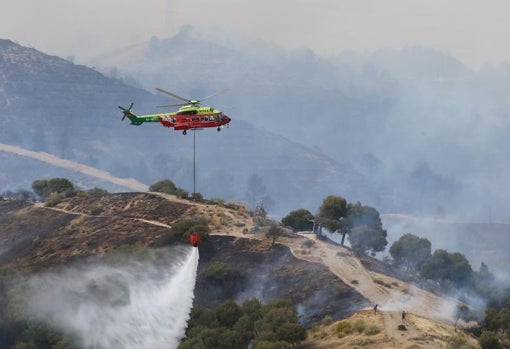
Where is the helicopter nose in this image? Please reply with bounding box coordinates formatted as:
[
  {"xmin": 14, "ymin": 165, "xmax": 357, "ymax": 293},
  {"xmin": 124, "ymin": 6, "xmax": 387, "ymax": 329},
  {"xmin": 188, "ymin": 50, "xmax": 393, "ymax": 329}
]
[{"xmin": 223, "ymin": 115, "xmax": 231, "ymax": 124}]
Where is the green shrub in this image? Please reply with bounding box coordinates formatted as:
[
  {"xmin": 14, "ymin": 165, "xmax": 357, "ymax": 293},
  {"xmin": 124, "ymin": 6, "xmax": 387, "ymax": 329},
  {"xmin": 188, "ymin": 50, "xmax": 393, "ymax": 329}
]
[
  {"xmin": 353, "ymin": 319, "xmax": 366, "ymax": 333},
  {"xmin": 201, "ymin": 262, "xmax": 232, "ymax": 281},
  {"xmin": 310, "ymin": 324, "xmax": 319, "ymax": 333},
  {"xmin": 447, "ymin": 333, "xmax": 478, "ymax": 349},
  {"xmin": 335, "ymin": 320, "xmax": 352, "ymax": 336},
  {"xmin": 321, "ymin": 315, "xmax": 333, "ymax": 326},
  {"xmin": 177, "ymin": 189, "xmax": 189, "ymax": 198},
  {"xmin": 87, "ymin": 187, "xmax": 109, "ymax": 197},
  {"xmin": 365, "ymin": 325, "xmax": 381, "ymax": 335}
]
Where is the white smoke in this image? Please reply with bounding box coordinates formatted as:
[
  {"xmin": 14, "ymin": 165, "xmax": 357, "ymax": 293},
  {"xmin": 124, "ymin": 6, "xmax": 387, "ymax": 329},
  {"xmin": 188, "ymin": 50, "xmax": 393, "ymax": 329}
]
[{"xmin": 23, "ymin": 246, "xmax": 199, "ymax": 349}]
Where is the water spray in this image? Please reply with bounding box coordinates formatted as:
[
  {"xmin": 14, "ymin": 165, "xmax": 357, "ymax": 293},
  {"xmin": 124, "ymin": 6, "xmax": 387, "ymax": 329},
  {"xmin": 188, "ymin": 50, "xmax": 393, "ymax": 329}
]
[{"xmin": 24, "ymin": 246, "xmax": 199, "ymax": 349}]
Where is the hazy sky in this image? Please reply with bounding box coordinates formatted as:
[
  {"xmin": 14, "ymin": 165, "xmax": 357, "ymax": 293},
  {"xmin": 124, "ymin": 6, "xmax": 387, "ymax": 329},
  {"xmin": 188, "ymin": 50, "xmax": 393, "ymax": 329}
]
[{"xmin": 2, "ymin": 0, "xmax": 510, "ymax": 69}]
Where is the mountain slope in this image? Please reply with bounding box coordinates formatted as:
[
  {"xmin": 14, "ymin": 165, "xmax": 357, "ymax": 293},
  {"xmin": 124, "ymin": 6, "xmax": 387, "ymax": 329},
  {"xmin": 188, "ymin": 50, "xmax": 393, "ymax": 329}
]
[
  {"xmin": 0, "ymin": 38, "xmax": 363, "ymax": 214},
  {"xmin": 90, "ymin": 28, "xmax": 510, "ymax": 221}
]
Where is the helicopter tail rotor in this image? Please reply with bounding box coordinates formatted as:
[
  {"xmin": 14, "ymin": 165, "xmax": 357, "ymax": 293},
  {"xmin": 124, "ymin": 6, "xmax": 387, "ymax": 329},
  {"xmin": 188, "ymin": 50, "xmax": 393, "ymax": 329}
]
[{"xmin": 118, "ymin": 102, "xmax": 134, "ymax": 121}]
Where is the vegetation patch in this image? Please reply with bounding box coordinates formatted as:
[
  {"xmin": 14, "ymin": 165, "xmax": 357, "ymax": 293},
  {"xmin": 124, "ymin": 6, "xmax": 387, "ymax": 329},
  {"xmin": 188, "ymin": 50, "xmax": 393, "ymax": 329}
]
[
  {"xmin": 161, "ymin": 217, "xmax": 210, "ymax": 245},
  {"xmin": 365, "ymin": 324, "xmax": 381, "ymax": 335},
  {"xmin": 373, "ymin": 278, "xmax": 393, "ymax": 288},
  {"xmin": 397, "ymin": 324, "xmax": 407, "ymax": 331},
  {"xmin": 335, "ymin": 320, "xmax": 352, "ymax": 337},
  {"xmin": 179, "ymin": 298, "xmax": 306, "ymax": 349}
]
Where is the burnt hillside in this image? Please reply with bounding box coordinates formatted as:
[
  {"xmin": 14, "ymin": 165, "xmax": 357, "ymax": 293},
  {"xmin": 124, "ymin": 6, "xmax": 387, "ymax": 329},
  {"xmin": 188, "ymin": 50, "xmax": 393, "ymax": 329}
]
[{"xmin": 0, "ymin": 192, "xmax": 369, "ymax": 324}]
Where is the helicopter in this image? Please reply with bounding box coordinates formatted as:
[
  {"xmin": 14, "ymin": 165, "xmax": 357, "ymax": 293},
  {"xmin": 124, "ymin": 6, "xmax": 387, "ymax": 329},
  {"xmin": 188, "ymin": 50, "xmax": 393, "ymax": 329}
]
[{"xmin": 118, "ymin": 88, "xmax": 231, "ymax": 135}]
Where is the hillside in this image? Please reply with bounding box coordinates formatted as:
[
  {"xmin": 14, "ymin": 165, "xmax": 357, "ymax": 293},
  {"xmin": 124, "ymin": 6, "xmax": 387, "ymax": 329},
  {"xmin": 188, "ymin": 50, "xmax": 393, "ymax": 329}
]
[
  {"xmin": 0, "ymin": 38, "xmax": 364, "ymax": 215},
  {"xmin": 0, "ymin": 192, "xmax": 478, "ymax": 348},
  {"xmin": 302, "ymin": 309, "xmax": 478, "ymax": 349}
]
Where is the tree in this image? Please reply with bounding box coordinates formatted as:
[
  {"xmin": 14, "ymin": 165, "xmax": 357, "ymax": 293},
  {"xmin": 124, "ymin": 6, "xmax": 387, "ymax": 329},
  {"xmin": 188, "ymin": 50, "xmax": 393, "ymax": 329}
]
[
  {"xmin": 180, "ymin": 297, "xmax": 303, "ymax": 349},
  {"xmin": 345, "ymin": 203, "xmax": 388, "ymax": 255},
  {"xmin": 241, "ymin": 298, "xmax": 262, "ymax": 321},
  {"xmin": 484, "ymin": 308, "xmax": 510, "ymax": 334},
  {"xmin": 254, "ymin": 341, "xmax": 292, "ymax": 349},
  {"xmin": 196, "ymin": 327, "xmax": 243, "ymax": 349},
  {"xmin": 348, "ymin": 226, "xmax": 388, "ymax": 256},
  {"xmin": 1, "ymin": 189, "xmax": 35, "ymax": 202},
  {"xmin": 420, "ymin": 249, "xmax": 473, "ymax": 288},
  {"xmin": 255, "ymin": 299, "xmax": 299, "ymax": 342},
  {"xmin": 275, "ymin": 322, "xmax": 306, "ymax": 345},
  {"xmin": 32, "ymin": 179, "xmax": 50, "ymax": 199},
  {"xmin": 214, "ymin": 300, "xmax": 242, "ymax": 328},
  {"xmin": 31, "ymin": 178, "xmax": 74, "ymax": 200},
  {"xmin": 317, "ymin": 195, "xmax": 348, "ymax": 244},
  {"xmin": 266, "ymin": 224, "xmax": 282, "ymax": 247},
  {"xmin": 149, "ymin": 179, "xmax": 178, "ymax": 194},
  {"xmin": 164, "ymin": 218, "xmax": 210, "ymax": 244},
  {"xmin": 389, "ymin": 233, "xmax": 432, "ymax": 272},
  {"xmin": 281, "ymin": 209, "xmax": 314, "ymax": 232},
  {"xmin": 478, "ymin": 331, "xmax": 502, "ymax": 349}
]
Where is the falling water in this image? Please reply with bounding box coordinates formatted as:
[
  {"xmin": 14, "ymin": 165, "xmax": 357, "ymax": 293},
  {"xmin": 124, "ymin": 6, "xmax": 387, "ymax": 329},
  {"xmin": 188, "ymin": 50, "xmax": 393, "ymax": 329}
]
[{"xmin": 24, "ymin": 246, "xmax": 199, "ymax": 349}]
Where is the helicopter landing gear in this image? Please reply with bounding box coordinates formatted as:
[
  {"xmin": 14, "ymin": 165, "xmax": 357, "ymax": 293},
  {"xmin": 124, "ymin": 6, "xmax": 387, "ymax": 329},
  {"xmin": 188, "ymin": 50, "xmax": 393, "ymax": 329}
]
[
  {"xmin": 182, "ymin": 130, "xmax": 187, "ymax": 135},
  {"xmin": 217, "ymin": 127, "xmax": 221, "ymax": 132}
]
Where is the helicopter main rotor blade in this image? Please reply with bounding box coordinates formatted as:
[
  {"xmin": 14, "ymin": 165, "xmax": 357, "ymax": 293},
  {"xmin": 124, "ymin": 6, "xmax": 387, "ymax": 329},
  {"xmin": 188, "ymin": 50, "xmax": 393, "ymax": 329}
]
[
  {"xmin": 198, "ymin": 88, "xmax": 229, "ymax": 102},
  {"xmin": 155, "ymin": 88, "xmax": 191, "ymax": 103},
  {"xmin": 156, "ymin": 103, "xmax": 189, "ymax": 108}
]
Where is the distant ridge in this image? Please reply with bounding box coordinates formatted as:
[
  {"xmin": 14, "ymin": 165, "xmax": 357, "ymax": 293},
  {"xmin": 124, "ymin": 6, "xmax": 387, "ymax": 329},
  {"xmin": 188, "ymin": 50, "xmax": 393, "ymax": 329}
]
[{"xmin": 0, "ymin": 143, "xmax": 148, "ymax": 192}]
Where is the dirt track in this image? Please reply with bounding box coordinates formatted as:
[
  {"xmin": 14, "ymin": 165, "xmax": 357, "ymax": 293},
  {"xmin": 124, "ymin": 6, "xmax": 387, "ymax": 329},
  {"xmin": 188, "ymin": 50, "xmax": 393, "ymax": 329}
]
[
  {"xmin": 0, "ymin": 143, "xmax": 148, "ymax": 191},
  {"xmin": 209, "ymin": 225, "xmax": 459, "ymax": 324},
  {"xmin": 288, "ymin": 233, "xmax": 459, "ymax": 322}
]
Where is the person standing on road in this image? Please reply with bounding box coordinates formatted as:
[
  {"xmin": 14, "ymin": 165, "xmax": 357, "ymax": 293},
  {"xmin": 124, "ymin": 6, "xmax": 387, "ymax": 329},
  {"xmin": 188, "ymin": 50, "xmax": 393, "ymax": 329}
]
[{"xmin": 402, "ymin": 310, "xmax": 406, "ymax": 322}]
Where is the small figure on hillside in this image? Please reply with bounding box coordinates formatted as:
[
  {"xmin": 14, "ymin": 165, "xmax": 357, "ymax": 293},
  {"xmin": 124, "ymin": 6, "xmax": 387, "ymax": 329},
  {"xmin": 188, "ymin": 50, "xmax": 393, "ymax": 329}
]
[
  {"xmin": 402, "ymin": 310, "xmax": 406, "ymax": 322},
  {"xmin": 373, "ymin": 304, "xmax": 378, "ymax": 314}
]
